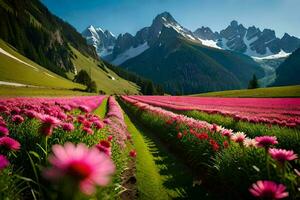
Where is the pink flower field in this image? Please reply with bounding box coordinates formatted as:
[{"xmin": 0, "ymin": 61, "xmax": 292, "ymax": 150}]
[
  {"xmin": 127, "ymin": 96, "xmax": 300, "ymax": 128},
  {"xmin": 0, "ymin": 95, "xmax": 299, "ymax": 199}
]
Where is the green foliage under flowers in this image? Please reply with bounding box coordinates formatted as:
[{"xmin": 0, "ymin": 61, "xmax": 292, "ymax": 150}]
[
  {"xmin": 212, "ymin": 144, "xmax": 300, "ymax": 199},
  {"xmin": 0, "ymin": 167, "xmax": 28, "ymax": 200},
  {"xmin": 0, "ymin": 108, "xmax": 129, "ymax": 200},
  {"xmin": 184, "ymin": 110, "xmax": 300, "ymax": 154}
]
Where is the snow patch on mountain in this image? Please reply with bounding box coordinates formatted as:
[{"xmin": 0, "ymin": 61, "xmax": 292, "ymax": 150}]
[
  {"xmin": 111, "ymin": 42, "xmax": 150, "ymax": 65},
  {"xmin": 161, "ymin": 17, "xmax": 197, "ymax": 41},
  {"xmin": 252, "ymin": 50, "xmax": 291, "ymax": 60},
  {"xmin": 197, "ymin": 38, "xmax": 221, "ymax": 49}
]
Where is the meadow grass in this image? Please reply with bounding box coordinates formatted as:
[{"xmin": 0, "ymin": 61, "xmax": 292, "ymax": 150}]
[
  {"xmin": 70, "ymin": 46, "xmax": 139, "ymax": 94},
  {"xmin": 192, "ymin": 85, "xmax": 300, "ymax": 97},
  {"xmin": 0, "ymin": 39, "xmax": 84, "ymax": 89},
  {"xmin": 0, "ymin": 85, "xmax": 94, "ymax": 97}
]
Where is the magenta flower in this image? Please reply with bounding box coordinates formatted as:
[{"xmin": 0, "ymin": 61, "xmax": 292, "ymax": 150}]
[
  {"xmin": 0, "ymin": 126, "xmax": 9, "ymax": 136},
  {"xmin": 221, "ymin": 129, "xmax": 233, "ymax": 138},
  {"xmin": 0, "ymin": 105, "xmax": 9, "ymax": 112},
  {"xmin": 177, "ymin": 132, "xmax": 183, "ymax": 139},
  {"xmin": 0, "ymin": 136, "xmax": 21, "ymax": 151},
  {"xmin": 268, "ymin": 148, "xmax": 298, "ymax": 163},
  {"xmin": 129, "ymin": 149, "xmax": 137, "ymax": 158},
  {"xmin": 61, "ymin": 123, "xmax": 75, "ymax": 132},
  {"xmin": 0, "ymin": 154, "xmax": 9, "ymax": 170},
  {"xmin": 82, "ymin": 127, "xmax": 94, "ymax": 135},
  {"xmin": 249, "ymin": 180, "xmax": 288, "ymax": 199},
  {"xmin": 39, "ymin": 115, "xmax": 61, "ymax": 136},
  {"xmin": 83, "ymin": 120, "xmax": 92, "ymax": 128},
  {"xmin": 24, "ymin": 110, "xmax": 37, "ymax": 119},
  {"xmin": 96, "ymin": 140, "xmax": 111, "ymax": 157},
  {"xmin": 79, "ymin": 105, "xmax": 90, "ymax": 113},
  {"xmin": 255, "ymin": 136, "xmax": 278, "ymax": 148},
  {"xmin": 44, "ymin": 143, "xmax": 115, "ymax": 195},
  {"xmin": 12, "ymin": 115, "xmax": 24, "ymax": 124},
  {"xmin": 40, "ymin": 115, "xmax": 61, "ymax": 126},
  {"xmin": 107, "ymin": 135, "xmax": 113, "ymax": 142},
  {"xmin": 94, "ymin": 121, "xmax": 104, "ymax": 130}
]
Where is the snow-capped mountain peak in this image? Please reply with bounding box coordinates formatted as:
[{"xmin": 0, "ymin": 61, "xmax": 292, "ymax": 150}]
[
  {"xmin": 82, "ymin": 26, "xmax": 116, "ymax": 57},
  {"xmin": 193, "ymin": 20, "xmax": 300, "ymax": 58}
]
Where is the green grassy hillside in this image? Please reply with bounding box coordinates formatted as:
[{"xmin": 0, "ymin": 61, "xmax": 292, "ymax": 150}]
[
  {"xmin": 70, "ymin": 46, "xmax": 139, "ymax": 94},
  {"xmin": 0, "ymin": 39, "xmax": 84, "ymax": 89},
  {"xmin": 191, "ymin": 85, "xmax": 300, "ymax": 97},
  {"xmin": 0, "ymin": 39, "xmax": 139, "ymax": 95}
]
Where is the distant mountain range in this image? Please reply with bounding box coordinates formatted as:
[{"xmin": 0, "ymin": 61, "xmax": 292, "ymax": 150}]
[
  {"xmin": 83, "ymin": 12, "xmax": 270, "ymax": 94},
  {"xmin": 82, "ymin": 12, "xmax": 300, "ymax": 94},
  {"xmin": 83, "ymin": 12, "xmax": 300, "ymax": 63}
]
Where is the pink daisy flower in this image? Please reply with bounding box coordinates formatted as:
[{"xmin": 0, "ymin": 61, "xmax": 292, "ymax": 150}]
[
  {"xmin": 40, "ymin": 115, "xmax": 61, "ymax": 126},
  {"xmin": 82, "ymin": 127, "xmax": 94, "ymax": 135},
  {"xmin": 231, "ymin": 132, "xmax": 246, "ymax": 143},
  {"xmin": 96, "ymin": 140, "xmax": 111, "ymax": 157},
  {"xmin": 0, "ymin": 136, "xmax": 21, "ymax": 151},
  {"xmin": 94, "ymin": 121, "xmax": 104, "ymax": 130},
  {"xmin": 255, "ymin": 136, "xmax": 278, "ymax": 148},
  {"xmin": 249, "ymin": 180, "xmax": 288, "ymax": 199},
  {"xmin": 243, "ymin": 138, "xmax": 258, "ymax": 148},
  {"xmin": 0, "ymin": 154, "xmax": 9, "ymax": 170},
  {"xmin": 24, "ymin": 110, "xmax": 37, "ymax": 119},
  {"xmin": 39, "ymin": 115, "xmax": 61, "ymax": 136},
  {"xmin": 12, "ymin": 115, "xmax": 24, "ymax": 124},
  {"xmin": 79, "ymin": 105, "xmax": 90, "ymax": 113},
  {"xmin": 221, "ymin": 129, "xmax": 233, "ymax": 138},
  {"xmin": 61, "ymin": 123, "xmax": 75, "ymax": 132},
  {"xmin": 44, "ymin": 143, "xmax": 115, "ymax": 195},
  {"xmin": 0, "ymin": 126, "xmax": 9, "ymax": 136},
  {"xmin": 268, "ymin": 148, "xmax": 298, "ymax": 163}
]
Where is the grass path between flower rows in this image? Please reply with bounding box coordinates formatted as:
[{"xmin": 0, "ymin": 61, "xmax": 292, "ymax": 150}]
[
  {"xmin": 121, "ymin": 103, "xmax": 214, "ymax": 199},
  {"xmin": 93, "ymin": 96, "xmax": 108, "ymax": 119}
]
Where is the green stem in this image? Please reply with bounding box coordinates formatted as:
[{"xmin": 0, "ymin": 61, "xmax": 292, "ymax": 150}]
[{"xmin": 265, "ymin": 148, "xmax": 271, "ymax": 179}]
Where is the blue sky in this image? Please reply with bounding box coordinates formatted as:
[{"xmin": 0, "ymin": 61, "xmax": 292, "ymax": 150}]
[{"xmin": 42, "ymin": 0, "xmax": 300, "ymax": 38}]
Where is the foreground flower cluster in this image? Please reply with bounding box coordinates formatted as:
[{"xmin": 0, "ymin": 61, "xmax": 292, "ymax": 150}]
[
  {"xmin": 121, "ymin": 95, "xmax": 300, "ymax": 199},
  {"xmin": 0, "ymin": 96, "xmax": 133, "ymax": 199},
  {"xmin": 128, "ymin": 96, "xmax": 300, "ymax": 128}
]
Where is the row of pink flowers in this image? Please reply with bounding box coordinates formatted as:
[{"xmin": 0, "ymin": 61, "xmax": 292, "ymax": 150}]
[
  {"xmin": 104, "ymin": 96, "xmax": 131, "ymax": 149},
  {"xmin": 128, "ymin": 96, "xmax": 300, "ymax": 128}
]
